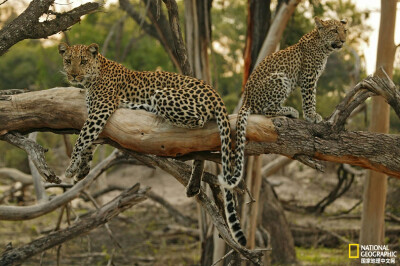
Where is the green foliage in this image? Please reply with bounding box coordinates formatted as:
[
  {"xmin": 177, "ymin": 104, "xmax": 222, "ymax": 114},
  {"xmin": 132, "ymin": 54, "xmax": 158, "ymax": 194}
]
[
  {"xmin": 0, "ymin": 40, "xmax": 62, "ymax": 90},
  {"xmin": 0, "ymin": 141, "xmax": 29, "ymax": 172},
  {"xmin": 210, "ymin": 0, "xmax": 246, "ymax": 111},
  {"xmin": 65, "ymin": 4, "xmax": 174, "ymax": 72}
]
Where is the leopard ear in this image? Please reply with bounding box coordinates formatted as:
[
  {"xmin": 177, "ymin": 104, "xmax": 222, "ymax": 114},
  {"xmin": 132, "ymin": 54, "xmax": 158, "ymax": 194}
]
[
  {"xmin": 58, "ymin": 42, "xmax": 68, "ymax": 55},
  {"xmin": 87, "ymin": 43, "xmax": 99, "ymax": 57},
  {"xmin": 314, "ymin": 17, "xmax": 324, "ymax": 30}
]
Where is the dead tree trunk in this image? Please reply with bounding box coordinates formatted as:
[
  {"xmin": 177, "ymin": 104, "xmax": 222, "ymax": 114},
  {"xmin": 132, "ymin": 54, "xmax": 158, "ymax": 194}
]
[{"xmin": 360, "ymin": 0, "xmax": 398, "ymax": 245}]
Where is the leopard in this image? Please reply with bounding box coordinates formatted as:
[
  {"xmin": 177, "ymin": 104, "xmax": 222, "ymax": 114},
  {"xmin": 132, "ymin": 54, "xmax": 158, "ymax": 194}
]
[
  {"xmin": 58, "ymin": 43, "xmax": 247, "ymax": 246},
  {"xmin": 219, "ymin": 17, "xmax": 348, "ymax": 189}
]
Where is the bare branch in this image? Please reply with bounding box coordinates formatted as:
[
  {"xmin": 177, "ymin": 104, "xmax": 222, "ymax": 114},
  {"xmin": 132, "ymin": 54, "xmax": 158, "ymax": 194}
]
[
  {"xmin": 0, "ymin": 0, "xmax": 99, "ymax": 55},
  {"xmin": 0, "ymin": 150, "xmax": 119, "ymax": 220},
  {"xmin": 119, "ymin": 0, "xmax": 182, "ymax": 72},
  {"xmin": 147, "ymin": 190, "xmax": 196, "ymax": 226},
  {"xmin": 0, "ymin": 132, "xmax": 60, "ymax": 184},
  {"xmin": 162, "ymin": 0, "xmax": 192, "ymax": 76},
  {"xmin": 0, "ymin": 168, "xmax": 33, "ymax": 185},
  {"xmin": 0, "ymin": 183, "xmax": 149, "ymax": 265}
]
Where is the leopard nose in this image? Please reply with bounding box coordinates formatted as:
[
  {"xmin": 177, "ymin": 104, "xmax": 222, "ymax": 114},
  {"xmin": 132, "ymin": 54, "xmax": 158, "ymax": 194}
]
[{"xmin": 71, "ymin": 74, "xmax": 78, "ymax": 78}]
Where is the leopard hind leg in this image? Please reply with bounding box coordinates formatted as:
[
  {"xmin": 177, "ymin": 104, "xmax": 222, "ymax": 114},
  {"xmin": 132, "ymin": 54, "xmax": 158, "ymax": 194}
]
[
  {"xmin": 261, "ymin": 73, "xmax": 299, "ymax": 119},
  {"xmin": 186, "ymin": 159, "xmax": 204, "ymax": 197},
  {"xmin": 152, "ymin": 88, "xmax": 208, "ymax": 129}
]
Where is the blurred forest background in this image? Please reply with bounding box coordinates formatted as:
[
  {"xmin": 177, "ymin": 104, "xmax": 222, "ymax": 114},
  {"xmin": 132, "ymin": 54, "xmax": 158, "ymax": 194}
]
[{"xmin": 1, "ymin": 0, "xmax": 400, "ymax": 265}]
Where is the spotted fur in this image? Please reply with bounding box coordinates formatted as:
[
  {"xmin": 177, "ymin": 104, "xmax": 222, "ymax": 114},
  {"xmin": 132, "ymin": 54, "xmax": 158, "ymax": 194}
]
[
  {"xmin": 58, "ymin": 43, "xmax": 246, "ymax": 246},
  {"xmin": 222, "ymin": 17, "xmax": 348, "ymax": 189}
]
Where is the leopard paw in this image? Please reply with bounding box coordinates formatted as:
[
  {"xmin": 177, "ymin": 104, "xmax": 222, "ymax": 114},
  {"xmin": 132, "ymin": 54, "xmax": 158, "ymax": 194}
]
[
  {"xmin": 305, "ymin": 113, "xmax": 323, "ymax": 123},
  {"xmin": 75, "ymin": 165, "xmax": 91, "ymax": 181}
]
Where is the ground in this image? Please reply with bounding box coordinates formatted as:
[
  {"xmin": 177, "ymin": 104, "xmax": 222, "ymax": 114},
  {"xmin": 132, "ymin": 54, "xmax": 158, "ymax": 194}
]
[{"xmin": 1, "ymin": 157, "xmax": 399, "ymax": 265}]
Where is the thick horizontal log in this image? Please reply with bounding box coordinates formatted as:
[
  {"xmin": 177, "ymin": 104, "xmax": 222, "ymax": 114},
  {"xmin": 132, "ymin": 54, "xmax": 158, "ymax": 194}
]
[
  {"xmin": 0, "ymin": 87, "xmax": 277, "ymax": 156},
  {"xmin": 1, "ymin": 86, "xmax": 400, "ymax": 179}
]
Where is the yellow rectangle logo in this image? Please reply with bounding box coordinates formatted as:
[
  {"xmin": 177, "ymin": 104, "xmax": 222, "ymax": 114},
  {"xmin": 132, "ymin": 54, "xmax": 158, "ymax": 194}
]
[{"xmin": 349, "ymin": 244, "xmax": 359, "ymax": 258}]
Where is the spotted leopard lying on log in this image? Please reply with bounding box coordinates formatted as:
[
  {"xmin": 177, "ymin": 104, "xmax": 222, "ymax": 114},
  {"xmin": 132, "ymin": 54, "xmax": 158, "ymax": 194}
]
[{"xmin": 58, "ymin": 43, "xmax": 247, "ymax": 246}]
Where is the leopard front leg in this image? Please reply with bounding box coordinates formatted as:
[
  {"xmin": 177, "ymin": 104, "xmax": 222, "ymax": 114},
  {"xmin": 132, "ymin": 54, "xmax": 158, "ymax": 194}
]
[
  {"xmin": 300, "ymin": 82, "xmax": 322, "ymax": 123},
  {"xmin": 66, "ymin": 102, "xmax": 116, "ymax": 179}
]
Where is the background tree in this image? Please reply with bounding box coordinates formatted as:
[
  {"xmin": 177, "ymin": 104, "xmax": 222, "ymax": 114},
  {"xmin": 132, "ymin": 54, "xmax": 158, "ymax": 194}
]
[{"xmin": 360, "ymin": 0, "xmax": 398, "ymax": 246}]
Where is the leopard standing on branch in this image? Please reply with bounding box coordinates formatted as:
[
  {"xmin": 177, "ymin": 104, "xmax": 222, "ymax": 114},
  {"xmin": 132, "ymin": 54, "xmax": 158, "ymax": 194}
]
[
  {"xmin": 58, "ymin": 43, "xmax": 247, "ymax": 246},
  {"xmin": 219, "ymin": 17, "xmax": 348, "ymax": 189}
]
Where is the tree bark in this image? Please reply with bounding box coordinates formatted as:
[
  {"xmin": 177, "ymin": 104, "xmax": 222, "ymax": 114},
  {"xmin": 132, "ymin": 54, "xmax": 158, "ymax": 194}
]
[
  {"xmin": 242, "ymin": 0, "xmax": 270, "ymax": 88},
  {"xmin": 360, "ymin": 0, "xmax": 397, "ymax": 246}
]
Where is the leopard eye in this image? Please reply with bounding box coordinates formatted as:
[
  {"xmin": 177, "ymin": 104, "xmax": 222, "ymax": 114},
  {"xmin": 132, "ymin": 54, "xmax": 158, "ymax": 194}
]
[
  {"xmin": 81, "ymin": 59, "xmax": 88, "ymax": 65},
  {"xmin": 332, "ymin": 29, "xmax": 338, "ymax": 33},
  {"xmin": 65, "ymin": 59, "xmax": 71, "ymax": 64}
]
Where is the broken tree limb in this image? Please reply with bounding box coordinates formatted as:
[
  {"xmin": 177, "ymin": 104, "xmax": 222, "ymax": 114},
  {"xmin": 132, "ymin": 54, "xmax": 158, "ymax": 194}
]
[
  {"xmin": 1, "ymin": 74, "xmax": 400, "ymax": 179},
  {"xmin": 0, "ymin": 183, "xmax": 149, "ymax": 265},
  {"xmin": 0, "ymin": 132, "xmax": 60, "ymax": 184}
]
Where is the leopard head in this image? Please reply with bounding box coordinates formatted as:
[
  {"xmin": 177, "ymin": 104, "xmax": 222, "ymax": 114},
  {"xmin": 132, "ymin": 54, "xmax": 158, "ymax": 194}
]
[
  {"xmin": 314, "ymin": 17, "xmax": 347, "ymax": 51},
  {"xmin": 58, "ymin": 43, "xmax": 100, "ymax": 86}
]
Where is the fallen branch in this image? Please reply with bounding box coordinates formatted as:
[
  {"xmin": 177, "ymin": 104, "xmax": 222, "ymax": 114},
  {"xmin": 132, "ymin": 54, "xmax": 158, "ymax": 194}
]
[
  {"xmin": 0, "ymin": 150, "xmax": 119, "ymax": 220},
  {"xmin": 0, "ymin": 183, "xmax": 149, "ymax": 265}
]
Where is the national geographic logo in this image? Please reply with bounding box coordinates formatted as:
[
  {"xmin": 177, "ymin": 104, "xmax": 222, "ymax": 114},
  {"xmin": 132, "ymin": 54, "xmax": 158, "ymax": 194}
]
[
  {"xmin": 349, "ymin": 244, "xmax": 359, "ymax": 258},
  {"xmin": 349, "ymin": 244, "xmax": 397, "ymax": 264}
]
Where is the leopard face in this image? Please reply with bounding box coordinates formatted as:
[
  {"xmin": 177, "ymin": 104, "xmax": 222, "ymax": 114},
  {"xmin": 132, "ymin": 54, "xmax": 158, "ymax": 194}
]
[
  {"xmin": 58, "ymin": 43, "xmax": 100, "ymax": 86},
  {"xmin": 315, "ymin": 17, "xmax": 347, "ymax": 50}
]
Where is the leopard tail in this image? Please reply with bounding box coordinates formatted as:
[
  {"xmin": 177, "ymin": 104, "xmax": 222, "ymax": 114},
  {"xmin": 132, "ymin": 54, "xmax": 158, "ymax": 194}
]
[
  {"xmin": 215, "ymin": 107, "xmax": 247, "ymax": 246},
  {"xmin": 232, "ymin": 105, "xmax": 250, "ymax": 188}
]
